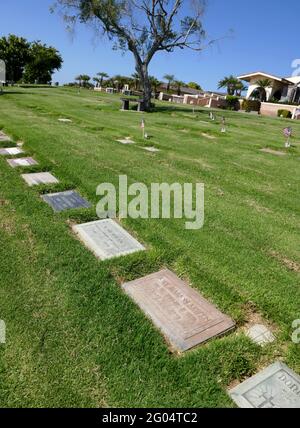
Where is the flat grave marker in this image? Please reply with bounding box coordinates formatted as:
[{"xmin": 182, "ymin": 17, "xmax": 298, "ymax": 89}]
[
  {"xmin": 122, "ymin": 269, "xmax": 235, "ymax": 352},
  {"xmin": 21, "ymin": 172, "xmax": 59, "ymax": 187},
  {"xmin": 229, "ymin": 362, "xmax": 300, "ymax": 408},
  {"xmin": 0, "ymin": 132, "xmax": 11, "ymax": 142},
  {"xmin": 7, "ymin": 157, "xmax": 38, "ymax": 168},
  {"xmin": 246, "ymin": 324, "xmax": 275, "ymax": 346},
  {"xmin": 73, "ymin": 219, "xmax": 145, "ymax": 260},
  {"xmin": 201, "ymin": 133, "xmax": 216, "ymax": 140},
  {"xmin": 260, "ymin": 148, "xmax": 286, "ymax": 156},
  {"xmin": 58, "ymin": 118, "xmax": 72, "ymax": 123},
  {"xmin": 117, "ymin": 138, "xmax": 135, "ymax": 145},
  {"xmin": 141, "ymin": 147, "xmax": 160, "ymax": 152},
  {"xmin": 0, "ymin": 147, "xmax": 24, "ymax": 156},
  {"xmin": 42, "ymin": 190, "xmax": 91, "ymax": 212}
]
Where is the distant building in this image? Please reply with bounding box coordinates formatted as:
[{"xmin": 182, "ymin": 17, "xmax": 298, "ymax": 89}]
[{"xmin": 238, "ymin": 71, "xmax": 300, "ymax": 104}]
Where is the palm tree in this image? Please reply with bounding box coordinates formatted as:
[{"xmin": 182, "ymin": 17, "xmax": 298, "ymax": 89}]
[
  {"xmin": 218, "ymin": 75, "xmax": 240, "ymax": 95},
  {"xmin": 254, "ymin": 79, "xmax": 272, "ymax": 102},
  {"xmin": 93, "ymin": 77, "xmax": 101, "ymax": 87},
  {"xmin": 75, "ymin": 75, "xmax": 82, "ymax": 87},
  {"xmin": 174, "ymin": 80, "xmax": 185, "ymax": 96},
  {"xmin": 163, "ymin": 74, "xmax": 175, "ymax": 92},
  {"xmin": 234, "ymin": 81, "xmax": 248, "ymax": 96},
  {"xmin": 97, "ymin": 72, "xmax": 109, "ymax": 86},
  {"xmin": 112, "ymin": 75, "xmax": 130, "ymax": 92},
  {"xmin": 149, "ymin": 76, "xmax": 161, "ymax": 97},
  {"xmin": 131, "ymin": 72, "xmax": 140, "ymax": 91},
  {"xmin": 81, "ymin": 75, "xmax": 91, "ymax": 88}
]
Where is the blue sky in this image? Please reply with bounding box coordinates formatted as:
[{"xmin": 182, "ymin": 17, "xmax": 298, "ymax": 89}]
[{"xmin": 1, "ymin": 0, "xmax": 300, "ymax": 90}]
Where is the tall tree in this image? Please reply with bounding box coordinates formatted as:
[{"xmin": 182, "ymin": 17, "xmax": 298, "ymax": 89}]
[
  {"xmin": 163, "ymin": 74, "xmax": 175, "ymax": 92},
  {"xmin": 0, "ymin": 34, "xmax": 30, "ymax": 84},
  {"xmin": 81, "ymin": 74, "xmax": 91, "ymax": 87},
  {"xmin": 218, "ymin": 75, "xmax": 240, "ymax": 95},
  {"xmin": 149, "ymin": 76, "xmax": 161, "ymax": 96},
  {"xmin": 97, "ymin": 71, "xmax": 109, "ymax": 86},
  {"xmin": 75, "ymin": 75, "xmax": 83, "ymax": 86},
  {"xmin": 54, "ymin": 1, "xmax": 207, "ymax": 111},
  {"xmin": 234, "ymin": 81, "xmax": 247, "ymax": 97},
  {"xmin": 111, "ymin": 75, "xmax": 129, "ymax": 91},
  {"xmin": 93, "ymin": 77, "xmax": 101, "ymax": 87},
  {"xmin": 23, "ymin": 41, "xmax": 63, "ymax": 84},
  {"xmin": 187, "ymin": 81, "xmax": 202, "ymax": 91},
  {"xmin": 174, "ymin": 80, "xmax": 185, "ymax": 96}
]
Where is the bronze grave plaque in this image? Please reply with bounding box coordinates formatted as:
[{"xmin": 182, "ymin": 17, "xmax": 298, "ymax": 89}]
[{"xmin": 122, "ymin": 269, "xmax": 235, "ymax": 352}]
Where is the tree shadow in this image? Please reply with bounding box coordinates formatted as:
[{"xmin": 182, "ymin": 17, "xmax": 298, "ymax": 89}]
[
  {"xmin": 151, "ymin": 105, "xmax": 208, "ymax": 114},
  {"xmin": 0, "ymin": 90, "xmax": 36, "ymax": 95}
]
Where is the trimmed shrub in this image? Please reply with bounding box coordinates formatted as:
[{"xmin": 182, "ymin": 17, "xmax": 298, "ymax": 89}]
[
  {"xmin": 226, "ymin": 95, "xmax": 240, "ymax": 111},
  {"xmin": 242, "ymin": 99, "xmax": 261, "ymax": 112},
  {"xmin": 277, "ymin": 109, "xmax": 292, "ymax": 119}
]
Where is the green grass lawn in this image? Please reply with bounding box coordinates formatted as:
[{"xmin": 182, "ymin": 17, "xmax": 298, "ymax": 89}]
[{"xmin": 0, "ymin": 87, "xmax": 299, "ymax": 408}]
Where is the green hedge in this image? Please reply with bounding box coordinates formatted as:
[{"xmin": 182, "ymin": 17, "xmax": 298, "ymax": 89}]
[
  {"xmin": 277, "ymin": 109, "xmax": 292, "ymax": 119},
  {"xmin": 242, "ymin": 100, "xmax": 261, "ymax": 112},
  {"xmin": 225, "ymin": 96, "xmax": 240, "ymax": 111}
]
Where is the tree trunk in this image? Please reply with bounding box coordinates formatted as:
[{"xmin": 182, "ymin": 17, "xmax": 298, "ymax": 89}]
[{"xmin": 136, "ymin": 62, "xmax": 152, "ymax": 111}]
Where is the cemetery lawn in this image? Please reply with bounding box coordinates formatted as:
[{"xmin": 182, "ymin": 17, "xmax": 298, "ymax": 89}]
[{"xmin": 0, "ymin": 87, "xmax": 299, "ymax": 408}]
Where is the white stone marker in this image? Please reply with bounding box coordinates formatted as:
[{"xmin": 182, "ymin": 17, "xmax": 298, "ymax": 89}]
[
  {"xmin": 117, "ymin": 138, "xmax": 135, "ymax": 145},
  {"xmin": 72, "ymin": 219, "xmax": 145, "ymax": 260},
  {"xmin": 58, "ymin": 118, "xmax": 72, "ymax": 123},
  {"xmin": 229, "ymin": 362, "xmax": 300, "ymax": 408},
  {"xmin": 0, "ymin": 147, "xmax": 24, "ymax": 156},
  {"xmin": 246, "ymin": 324, "xmax": 275, "ymax": 346},
  {"xmin": 21, "ymin": 172, "xmax": 59, "ymax": 187},
  {"xmin": 7, "ymin": 157, "xmax": 38, "ymax": 168},
  {"xmin": 0, "ymin": 132, "xmax": 11, "ymax": 142},
  {"xmin": 141, "ymin": 147, "xmax": 160, "ymax": 152}
]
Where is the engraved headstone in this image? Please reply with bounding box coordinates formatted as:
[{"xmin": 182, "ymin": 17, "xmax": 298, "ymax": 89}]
[
  {"xmin": 229, "ymin": 362, "xmax": 300, "ymax": 408},
  {"xmin": 246, "ymin": 324, "xmax": 275, "ymax": 346},
  {"xmin": 0, "ymin": 147, "xmax": 24, "ymax": 156},
  {"xmin": 122, "ymin": 269, "xmax": 235, "ymax": 352},
  {"xmin": 21, "ymin": 172, "xmax": 59, "ymax": 187},
  {"xmin": 73, "ymin": 219, "xmax": 145, "ymax": 260},
  {"xmin": 42, "ymin": 190, "xmax": 91, "ymax": 212},
  {"xmin": 7, "ymin": 157, "xmax": 38, "ymax": 168}
]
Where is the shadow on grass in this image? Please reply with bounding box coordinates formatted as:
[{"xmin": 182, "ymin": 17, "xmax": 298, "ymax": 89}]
[
  {"xmin": 151, "ymin": 105, "xmax": 209, "ymax": 115},
  {"xmin": 0, "ymin": 91, "xmax": 36, "ymax": 95}
]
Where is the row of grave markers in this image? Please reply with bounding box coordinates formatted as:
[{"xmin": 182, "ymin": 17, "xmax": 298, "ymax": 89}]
[{"xmin": 1, "ymin": 129, "xmax": 299, "ymax": 408}]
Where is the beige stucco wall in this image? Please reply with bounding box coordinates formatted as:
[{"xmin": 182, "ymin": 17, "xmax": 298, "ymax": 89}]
[{"xmin": 260, "ymin": 102, "xmax": 299, "ymax": 117}]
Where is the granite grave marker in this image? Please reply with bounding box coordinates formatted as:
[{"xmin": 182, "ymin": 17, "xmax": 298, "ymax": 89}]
[
  {"xmin": 42, "ymin": 190, "xmax": 91, "ymax": 212},
  {"xmin": 7, "ymin": 157, "xmax": 38, "ymax": 168},
  {"xmin": 22, "ymin": 172, "xmax": 59, "ymax": 187},
  {"xmin": 0, "ymin": 147, "xmax": 24, "ymax": 156},
  {"xmin": 229, "ymin": 362, "xmax": 300, "ymax": 408},
  {"xmin": 73, "ymin": 219, "xmax": 145, "ymax": 260}
]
